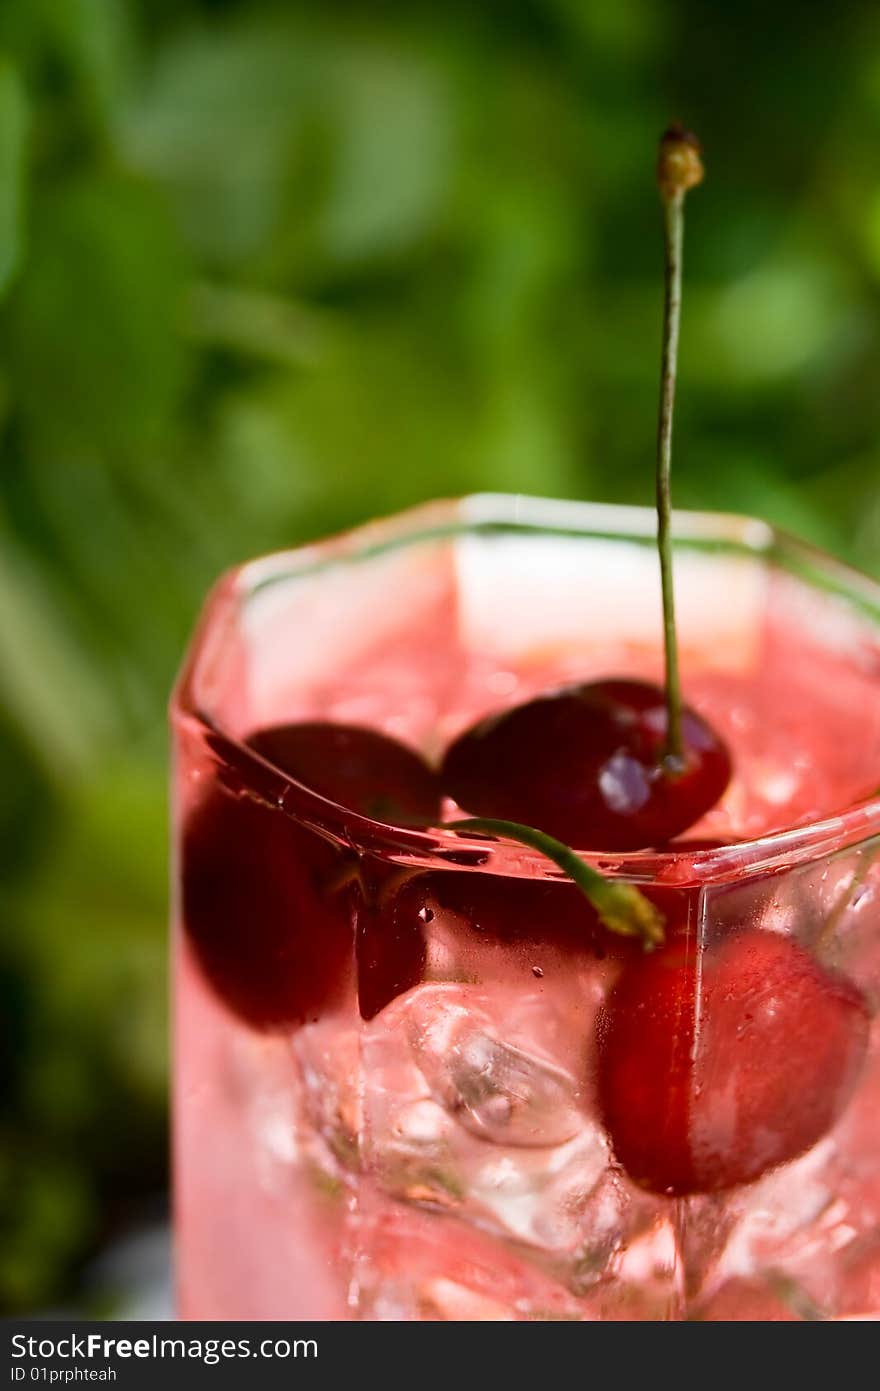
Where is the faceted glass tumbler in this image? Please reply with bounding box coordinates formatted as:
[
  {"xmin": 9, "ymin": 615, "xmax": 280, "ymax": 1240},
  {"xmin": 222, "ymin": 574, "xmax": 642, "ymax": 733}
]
[{"xmin": 171, "ymin": 495, "xmax": 880, "ymax": 1321}]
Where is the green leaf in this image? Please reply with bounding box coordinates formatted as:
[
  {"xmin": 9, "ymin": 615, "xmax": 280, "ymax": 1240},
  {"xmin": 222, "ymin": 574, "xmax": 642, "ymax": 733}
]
[
  {"xmin": 317, "ymin": 42, "xmax": 455, "ymax": 266},
  {"xmin": 122, "ymin": 22, "xmax": 311, "ymax": 265},
  {"xmin": 0, "ymin": 57, "xmax": 26, "ymax": 296},
  {"xmin": 21, "ymin": 758, "xmax": 169, "ymax": 1101},
  {"xmin": 0, "ymin": 517, "xmax": 119, "ymax": 780},
  {"xmin": 49, "ymin": 0, "xmax": 134, "ymax": 129},
  {"xmin": 10, "ymin": 173, "xmax": 187, "ymax": 457}
]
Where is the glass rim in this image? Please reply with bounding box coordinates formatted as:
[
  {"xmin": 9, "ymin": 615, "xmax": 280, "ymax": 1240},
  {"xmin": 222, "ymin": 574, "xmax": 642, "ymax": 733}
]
[{"xmin": 172, "ymin": 493, "xmax": 880, "ymax": 887}]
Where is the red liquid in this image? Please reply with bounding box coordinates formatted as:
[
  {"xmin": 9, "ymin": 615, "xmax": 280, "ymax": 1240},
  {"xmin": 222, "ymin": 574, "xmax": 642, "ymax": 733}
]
[{"xmin": 173, "ymin": 509, "xmax": 880, "ymax": 1320}]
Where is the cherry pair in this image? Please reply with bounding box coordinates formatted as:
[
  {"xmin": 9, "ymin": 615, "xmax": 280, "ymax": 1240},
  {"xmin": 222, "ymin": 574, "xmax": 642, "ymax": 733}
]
[{"xmin": 232, "ymin": 668, "xmax": 733, "ymax": 857}]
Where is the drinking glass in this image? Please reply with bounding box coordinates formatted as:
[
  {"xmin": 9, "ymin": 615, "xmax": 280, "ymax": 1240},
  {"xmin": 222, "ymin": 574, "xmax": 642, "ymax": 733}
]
[{"xmin": 172, "ymin": 495, "xmax": 880, "ymax": 1320}]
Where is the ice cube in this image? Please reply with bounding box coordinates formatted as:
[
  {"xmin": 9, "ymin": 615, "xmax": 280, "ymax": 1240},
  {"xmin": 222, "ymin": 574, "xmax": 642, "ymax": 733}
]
[
  {"xmin": 372, "ymin": 1096, "xmax": 465, "ymax": 1211},
  {"xmin": 355, "ymin": 980, "xmax": 660, "ymax": 1295},
  {"xmin": 405, "ymin": 983, "xmax": 587, "ymax": 1147},
  {"xmin": 359, "ymin": 999, "xmax": 468, "ymax": 1211},
  {"xmin": 468, "ymin": 1128, "xmax": 608, "ymax": 1250},
  {"xmin": 350, "ymin": 1202, "xmax": 590, "ymax": 1321},
  {"xmin": 717, "ymin": 1139, "xmax": 836, "ymax": 1283},
  {"xmin": 293, "ymin": 1022, "xmax": 362, "ymax": 1171},
  {"xmin": 565, "ymin": 1176, "xmax": 657, "ymax": 1292}
]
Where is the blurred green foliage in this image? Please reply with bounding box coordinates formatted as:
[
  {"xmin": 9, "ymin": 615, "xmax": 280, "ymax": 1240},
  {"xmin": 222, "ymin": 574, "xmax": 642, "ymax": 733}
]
[{"xmin": 2, "ymin": 0, "xmax": 880, "ymax": 1311}]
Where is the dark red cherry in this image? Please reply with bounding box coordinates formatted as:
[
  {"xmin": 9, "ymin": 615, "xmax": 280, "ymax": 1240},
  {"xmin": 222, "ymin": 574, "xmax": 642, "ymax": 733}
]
[
  {"xmin": 356, "ymin": 868, "xmax": 429, "ymax": 1021},
  {"xmin": 248, "ymin": 722, "xmax": 441, "ymax": 827},
  {"xmin": 596, "ymin": 928, "xmax": 869, "ymax": 1195},
  {"xmin": 182, "ymin": 781, "xmax": 353, "ymax": 1030},
  {"xmin": 441, "ymin": 679, "xmax": 731, "ymax": 850},
  {"xmin": 183, "ymin": 724, "xmax": 441, "ymax": 1029}
]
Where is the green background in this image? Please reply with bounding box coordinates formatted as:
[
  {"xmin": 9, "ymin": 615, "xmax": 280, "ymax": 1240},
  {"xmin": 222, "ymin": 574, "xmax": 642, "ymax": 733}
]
[{"xmin": 2, "ymin": 0, "xmax": 880, "ymax": 1312}]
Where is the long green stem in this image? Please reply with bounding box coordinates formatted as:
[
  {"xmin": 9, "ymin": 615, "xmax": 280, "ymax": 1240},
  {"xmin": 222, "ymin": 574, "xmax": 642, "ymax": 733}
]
[
  {"xmin": 657, "ymin": 190, "xmax": 685, "ymax": 766},
  {"xmin": 450, "ymin": 817, "xmax": 665, "ymax": 949},
  {"xmin": 655, "ymin": 125, "xmax": 703, "ymax": 769}
]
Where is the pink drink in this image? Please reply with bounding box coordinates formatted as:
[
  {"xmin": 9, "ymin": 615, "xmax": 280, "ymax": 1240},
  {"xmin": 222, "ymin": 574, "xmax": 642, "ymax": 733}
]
[{"xmin": 172, "ymin": 496, "xmax": 880, "ymax": 1321}]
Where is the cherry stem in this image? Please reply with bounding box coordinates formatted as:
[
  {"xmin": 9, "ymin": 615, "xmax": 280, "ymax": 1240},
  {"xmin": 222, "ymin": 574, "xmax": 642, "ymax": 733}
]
[
  {"xmin": 450, "ymin": 817, "xmax": 665, "ymax": 949},
  {"xmin": 655, "ymin": 125, "xmax": 703, "ymax": 769}
]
